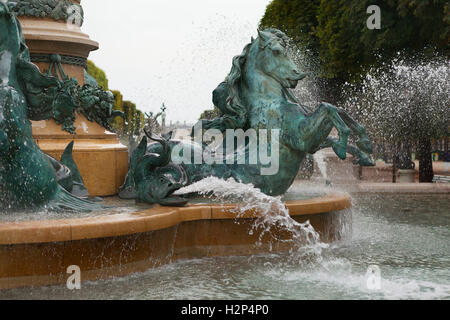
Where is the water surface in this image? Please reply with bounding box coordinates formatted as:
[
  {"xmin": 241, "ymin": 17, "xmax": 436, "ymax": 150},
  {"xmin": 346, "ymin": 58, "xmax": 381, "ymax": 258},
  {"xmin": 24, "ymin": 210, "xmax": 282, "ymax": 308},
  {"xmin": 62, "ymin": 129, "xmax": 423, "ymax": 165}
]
[{"xmin": 1, "ymin": 193, "xmax": 448, "ymax": 300}]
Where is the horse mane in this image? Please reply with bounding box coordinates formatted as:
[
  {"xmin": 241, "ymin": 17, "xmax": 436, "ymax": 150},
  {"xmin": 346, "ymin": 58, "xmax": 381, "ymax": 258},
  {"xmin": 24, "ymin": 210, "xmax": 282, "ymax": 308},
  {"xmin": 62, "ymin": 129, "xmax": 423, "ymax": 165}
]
[
  {"xmin": 201, "ymin": 40, "xmax": 253, "ymax": 132},
  {"xmin": 260, "ymin": 28, "xmax": 289, "ymax": 48},
  {"xmin": 202, "ymin": 28, "xmax": 290, "ymax": 132}
]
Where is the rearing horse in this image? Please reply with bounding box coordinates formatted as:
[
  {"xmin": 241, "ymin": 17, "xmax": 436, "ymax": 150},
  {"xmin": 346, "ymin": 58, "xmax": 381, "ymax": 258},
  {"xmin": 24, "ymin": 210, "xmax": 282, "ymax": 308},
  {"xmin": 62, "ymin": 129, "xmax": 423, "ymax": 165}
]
[{"xmin": 121, "ymin": 28, "xmax": 374, "ymax": 206}]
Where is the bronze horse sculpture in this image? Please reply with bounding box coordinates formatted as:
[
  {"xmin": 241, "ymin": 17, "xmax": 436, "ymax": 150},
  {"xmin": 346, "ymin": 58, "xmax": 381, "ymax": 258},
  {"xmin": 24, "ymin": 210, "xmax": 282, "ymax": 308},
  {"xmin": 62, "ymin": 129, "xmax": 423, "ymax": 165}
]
[{"xmin": 120, "ymin": 29, "xmax": 374, "ymax": 206}]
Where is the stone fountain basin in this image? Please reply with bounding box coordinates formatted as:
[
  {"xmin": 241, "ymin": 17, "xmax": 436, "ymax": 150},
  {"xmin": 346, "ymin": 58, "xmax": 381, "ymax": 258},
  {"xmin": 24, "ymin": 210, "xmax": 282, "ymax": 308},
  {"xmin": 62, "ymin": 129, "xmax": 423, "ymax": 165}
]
[{"xmin": 0, "ymin": 193, "xmax": 351, "ymax": 289}]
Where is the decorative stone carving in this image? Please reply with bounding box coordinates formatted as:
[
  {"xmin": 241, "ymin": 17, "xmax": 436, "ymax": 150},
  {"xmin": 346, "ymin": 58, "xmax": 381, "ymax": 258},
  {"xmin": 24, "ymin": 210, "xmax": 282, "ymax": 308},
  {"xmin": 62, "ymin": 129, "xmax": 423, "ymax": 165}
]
[
  {"xmin": 12, "ymin": 0, "xmax": 84, "ymax": 25},
  {"xmin": 0, "ymin": 4, "xmax": 104, "ymax": 210}
]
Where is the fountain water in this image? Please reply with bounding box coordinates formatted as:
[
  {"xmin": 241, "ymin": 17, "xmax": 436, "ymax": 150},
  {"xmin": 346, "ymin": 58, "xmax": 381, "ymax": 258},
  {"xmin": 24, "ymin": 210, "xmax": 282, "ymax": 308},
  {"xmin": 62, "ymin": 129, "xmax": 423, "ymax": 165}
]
[
  {"xmin": 1, "ymin": 4, "xmax": 366, "ymax": 290},
  {"xmin": 341, "ymin": 56, "xmax": 449, "ymax": 182},
  {"xmin": 313, "ymin": 151, "xmax": 329, "ymax": 182},
  {"xmin": 177, "ymin": 177, "xmax": 329, "ymax": 260}
]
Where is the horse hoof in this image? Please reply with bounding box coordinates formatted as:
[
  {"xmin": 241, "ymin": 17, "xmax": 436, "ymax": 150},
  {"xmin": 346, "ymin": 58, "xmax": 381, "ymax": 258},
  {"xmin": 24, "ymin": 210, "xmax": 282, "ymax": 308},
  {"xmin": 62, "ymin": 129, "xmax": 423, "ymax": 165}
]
[
  {"xmin": 357, "ymin": 138, "xmax": 373, "ymax": 154},
  {"xmin": 359, "ymin": 154, "xmax": 375, "ymax": 167},
  {"xmin": 332, "ymin": 143, "xmax": 347, "ymax": 160}
]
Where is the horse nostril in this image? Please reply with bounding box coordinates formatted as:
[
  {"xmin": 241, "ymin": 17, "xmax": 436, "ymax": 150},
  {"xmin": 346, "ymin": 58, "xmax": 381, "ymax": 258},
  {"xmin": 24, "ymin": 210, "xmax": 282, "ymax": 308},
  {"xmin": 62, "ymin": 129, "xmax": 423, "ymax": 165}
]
[{"xmin": 293, "ymin": 71, "xmax": 306, "ymax": 81}]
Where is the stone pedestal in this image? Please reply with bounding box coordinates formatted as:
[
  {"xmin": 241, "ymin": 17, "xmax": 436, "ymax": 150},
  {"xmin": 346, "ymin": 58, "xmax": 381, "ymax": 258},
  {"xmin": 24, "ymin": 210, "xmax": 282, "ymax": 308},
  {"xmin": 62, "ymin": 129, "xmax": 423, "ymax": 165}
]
[
  {"xmin": 398, "ymin": 169, "xmax": 416, "ymax": 183},
  {"xmin": 18, "ymin": 1, "xmax": 128, "ymax": 196},
  {"xmin": 361, "ymin": 161, "xmax": 396, "ymax": 182},
  {"xmin": 311, "ymin": 149, "xmax": 360, "ymax": 184}
]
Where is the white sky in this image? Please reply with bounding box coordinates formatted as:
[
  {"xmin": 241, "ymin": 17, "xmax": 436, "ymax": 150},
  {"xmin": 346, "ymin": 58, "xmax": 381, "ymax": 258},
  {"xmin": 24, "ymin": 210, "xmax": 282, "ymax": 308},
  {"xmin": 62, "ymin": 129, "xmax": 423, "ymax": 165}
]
[{"xmin": 82, "ymin": 0, "xmax": 272, "ymax": 123}]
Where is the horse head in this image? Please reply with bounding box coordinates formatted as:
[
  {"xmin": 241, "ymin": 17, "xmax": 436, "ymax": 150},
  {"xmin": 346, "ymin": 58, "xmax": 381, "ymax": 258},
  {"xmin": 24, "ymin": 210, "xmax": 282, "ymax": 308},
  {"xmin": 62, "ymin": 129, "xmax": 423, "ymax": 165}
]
[
  {"xmin": 255, "ymin": 29, "xmax": 306, "ymax": 89},
  {"xmin": 201, "ymin": 28, "xmax": 308, "ymax": 132}
]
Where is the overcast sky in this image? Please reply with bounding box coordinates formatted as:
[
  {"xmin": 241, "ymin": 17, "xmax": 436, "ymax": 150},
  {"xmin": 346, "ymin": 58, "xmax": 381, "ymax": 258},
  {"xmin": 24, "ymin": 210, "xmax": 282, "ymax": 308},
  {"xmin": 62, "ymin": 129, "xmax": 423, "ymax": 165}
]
[{"xmin": 82, "ymin": 0, "xmax": 272, "ymax": 123}]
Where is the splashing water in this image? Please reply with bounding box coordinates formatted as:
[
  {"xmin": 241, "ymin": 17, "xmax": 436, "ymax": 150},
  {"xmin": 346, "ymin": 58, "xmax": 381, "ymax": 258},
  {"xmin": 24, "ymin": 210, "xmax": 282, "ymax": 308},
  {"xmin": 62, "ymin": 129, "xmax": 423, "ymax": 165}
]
[
  {"xmin": 341, "ymin": 56, "xmax": 449, "ymax": 145},
  {"xmin": 313, "ymin": 151, "xmax": 328, "ymax": 180},
  {"xmin": 176, "ymin": 177, "xmax": 329, "ymax": 262}
]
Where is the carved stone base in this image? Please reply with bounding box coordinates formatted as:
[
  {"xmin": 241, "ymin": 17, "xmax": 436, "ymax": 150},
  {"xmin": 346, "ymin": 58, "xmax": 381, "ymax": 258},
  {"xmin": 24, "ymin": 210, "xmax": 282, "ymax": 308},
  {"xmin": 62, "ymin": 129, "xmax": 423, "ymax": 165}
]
[
  {"xmin": 398, "ymin": 169, "xmax": 416, "ymax": 183},
  {"xmin": 32, "ymin": 116, "xmax": 129, "ymax": 197},
  {"xmin": 0, "ymin": 193, "xmax": 351, "ymax": 289},
  {"xmin": 18, "ymin": 9, "xmax": 129, "ymax": 197},
  {"xmin": 311, "ymin": 149, "xmax": 360, "ymax": 184}
]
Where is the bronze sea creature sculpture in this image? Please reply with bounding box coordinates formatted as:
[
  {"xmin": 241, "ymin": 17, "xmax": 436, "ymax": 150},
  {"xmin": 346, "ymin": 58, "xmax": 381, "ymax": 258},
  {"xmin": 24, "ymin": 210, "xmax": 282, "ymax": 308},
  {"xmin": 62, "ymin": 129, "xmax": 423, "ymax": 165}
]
[{"xmin": 120, "ymin": 29, "xmax": 375, "ymax": 206}]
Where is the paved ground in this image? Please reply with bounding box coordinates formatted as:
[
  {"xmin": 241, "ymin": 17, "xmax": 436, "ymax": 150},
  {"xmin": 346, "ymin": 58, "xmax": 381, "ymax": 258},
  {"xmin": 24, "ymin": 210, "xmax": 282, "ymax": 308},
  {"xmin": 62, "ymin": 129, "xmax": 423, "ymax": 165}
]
[
  {"xmin": 360, "ymin": 161, "xmax": 450, "ymax": 182},
  {"xmin": 293, "ymin": 180, "xmax": 450, "ymax": 194},
  {"xmin": 309, "ymin": 149, "xmax": 449, "ymax": 184},
  {"xmin": 336, "ymin": 182, "xmax": 450, "ymax": 194}
]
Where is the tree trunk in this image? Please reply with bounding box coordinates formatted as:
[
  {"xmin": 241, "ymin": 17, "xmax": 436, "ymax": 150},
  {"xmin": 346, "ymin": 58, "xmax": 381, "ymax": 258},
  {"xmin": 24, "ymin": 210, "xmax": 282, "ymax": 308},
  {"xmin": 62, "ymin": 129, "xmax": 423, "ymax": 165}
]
[
  {"xmin": 392, "ymin": 142, "xmax": 399, "ymax": 183},
  {"xmin": 398, "ymin": 140, "xmax": 413, "ymax": 169},
  {"xmin": 417, "ymin": 138, "xmax": 434, "ymax": 183},
  {"xmin": 392, "ymin": 156, "xmax": 397, "ymax": 183}
]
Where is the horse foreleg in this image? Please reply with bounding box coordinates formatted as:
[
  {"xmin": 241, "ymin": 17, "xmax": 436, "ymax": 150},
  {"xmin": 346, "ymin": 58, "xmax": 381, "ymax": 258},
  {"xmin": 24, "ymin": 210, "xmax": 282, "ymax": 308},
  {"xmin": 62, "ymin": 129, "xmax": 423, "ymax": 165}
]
[
  {"xmin": 336, "ymin": 108, "xmax": 373, "ymax": 154},
  {"xmin": 299, "ymin": 103, "xmax": 351, "ymax": 160},
  {"xmin": 318, "ymin": 137, "xmax": 375, "ymax": 166}
]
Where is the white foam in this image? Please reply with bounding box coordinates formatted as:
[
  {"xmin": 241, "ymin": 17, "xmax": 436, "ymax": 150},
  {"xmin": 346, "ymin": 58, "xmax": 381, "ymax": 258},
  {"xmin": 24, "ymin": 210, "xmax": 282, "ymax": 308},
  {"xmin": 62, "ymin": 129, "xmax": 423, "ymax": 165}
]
[{"xmin": 176, "ymin": 177, "xmax": 329, "ymax": 260}]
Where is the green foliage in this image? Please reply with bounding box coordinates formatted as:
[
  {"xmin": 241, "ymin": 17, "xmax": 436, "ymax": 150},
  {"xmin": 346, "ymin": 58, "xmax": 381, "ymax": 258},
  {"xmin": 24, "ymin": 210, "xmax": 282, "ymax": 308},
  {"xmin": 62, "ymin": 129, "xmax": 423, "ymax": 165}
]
[
  {"xmin": 315, "ymin": 0, "xmax": 367, "ymax": 80},
  {"xmin": 87, "ymin": 65, "xmax": 145, "ymax": 138},
  {"xmin": 261, "ymin": 0, "xmax": 449, "ymax": 179},
  {"xmin": 342, "ymin": 57, "xmax": 449, "ymax": 143},
  {"xmin": 260, "ymin": 0, "xmax": 449, "ymax": 83},
  {"xmin": 111, "ymin": 90, "xmax": 124, "ymax": 132},
  {"xmin": 111, "ymin": 90, "xmax": 123, "ymax": 110},
  {"xmin": 123, "ymin": 100, "xmax": 136, "ymax": 135},
  {"xmin": 260, "ymin": 0, "xmax": 321, "ymax": 51},
  {"xmin": 122, "ymin": 100, "xmax": 144, "ymax": 138},
  {"xmin": 86, "ymin": 60, "xmax": 109, "ymax": 90},
  {"xmin": 319, "ymin": 0, "xmax": 449, "ymax": 80}
]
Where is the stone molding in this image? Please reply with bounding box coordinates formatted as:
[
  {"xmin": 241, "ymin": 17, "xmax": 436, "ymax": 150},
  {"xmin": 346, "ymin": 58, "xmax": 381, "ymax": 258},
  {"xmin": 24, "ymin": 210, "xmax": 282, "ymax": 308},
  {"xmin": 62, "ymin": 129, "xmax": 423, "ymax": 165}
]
[{"xmin": 12, "ymin": 0, "xmax": 84, "ymax": 26}]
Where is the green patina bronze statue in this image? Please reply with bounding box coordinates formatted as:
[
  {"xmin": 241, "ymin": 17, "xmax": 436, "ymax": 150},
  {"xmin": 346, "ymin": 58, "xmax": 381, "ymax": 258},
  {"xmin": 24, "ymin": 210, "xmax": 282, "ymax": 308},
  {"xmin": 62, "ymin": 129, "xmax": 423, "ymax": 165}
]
[
  {"xmin": 0, "ymin": 2, "xmax": 115, "ymax": 211},
  {"xmin": 1, "ymin": 0, "xmax": 374, "ymax": 210},
  {"xmin": 120, "ymin": 29, "xmax": 374, "ymax": 206}
]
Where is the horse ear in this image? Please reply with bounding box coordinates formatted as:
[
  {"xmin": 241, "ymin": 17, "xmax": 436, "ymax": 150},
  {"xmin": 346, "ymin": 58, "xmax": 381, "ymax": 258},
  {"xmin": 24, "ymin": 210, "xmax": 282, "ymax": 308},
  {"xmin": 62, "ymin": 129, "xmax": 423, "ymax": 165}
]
[
  {"xmin": 257, "ymin": 29, "xmax": 263, "ymax": 38},
  {"xmin": 257, "ymin": 29, "xmax": 270, "ymax": 47}
]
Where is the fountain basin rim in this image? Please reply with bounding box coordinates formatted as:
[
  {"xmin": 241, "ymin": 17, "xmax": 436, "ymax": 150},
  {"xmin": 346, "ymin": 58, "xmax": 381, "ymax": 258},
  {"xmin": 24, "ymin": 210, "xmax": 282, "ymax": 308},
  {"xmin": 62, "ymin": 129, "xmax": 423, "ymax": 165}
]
[{"xmin": 0, "ymin": 193, "xmax": 351, "ymax": 245}]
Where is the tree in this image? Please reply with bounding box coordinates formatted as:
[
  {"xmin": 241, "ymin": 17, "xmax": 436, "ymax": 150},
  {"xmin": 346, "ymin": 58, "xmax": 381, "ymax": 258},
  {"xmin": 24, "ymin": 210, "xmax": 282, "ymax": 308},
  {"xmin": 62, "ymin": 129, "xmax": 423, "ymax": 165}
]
[
  {"xmin": 316, "ymin": 0, "xmax": 449, "ymax": 81},
  {"xmin": 86, "ymin": 60, "xmax": 109, "ymax": 90},
  {"xmin": 260, "ymin": 0, "xmax": 321, "ymax": 51},
  {"xmin": 260, "ymin": 0, "xmax": 341, "ymax": 102},
  {"xmin": 86, "ymin": 62, "xmax": 146, "ymax": 140},
  {"xmin": 261, "ymin": 0, "xmax": 449, "ymax": 181},
  {"xmin": 111, "ymin": 90, "xmax": 124, "ymax": 132},
  {"xmin": 260, "ymin": 0, "xmax": 449, "ymax": 101},
  {"xmin": 342, "ymin": 56, "xmax": 449, "ymax": 182}
]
